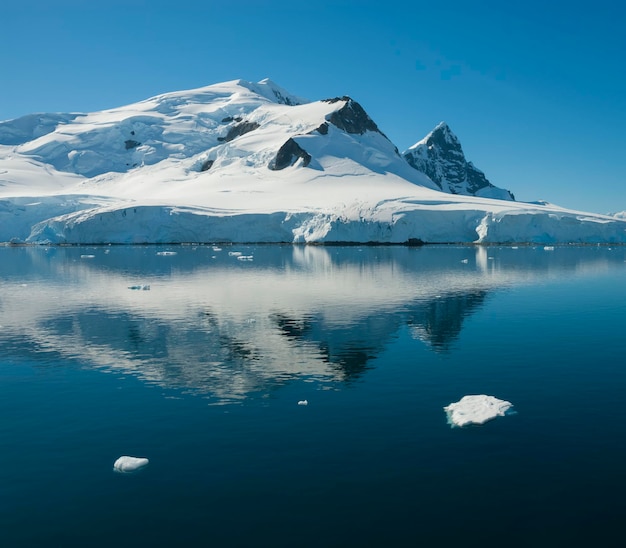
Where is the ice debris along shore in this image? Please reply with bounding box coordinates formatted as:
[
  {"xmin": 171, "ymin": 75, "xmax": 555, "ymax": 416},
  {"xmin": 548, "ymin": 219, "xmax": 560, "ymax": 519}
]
[
  {"xmin": 113, "ymin": 455, "xmax": 149, "ymax": 473},
  {"xmin": 444, "ymin": 395, "xmax": 513, "ymax": 427}
]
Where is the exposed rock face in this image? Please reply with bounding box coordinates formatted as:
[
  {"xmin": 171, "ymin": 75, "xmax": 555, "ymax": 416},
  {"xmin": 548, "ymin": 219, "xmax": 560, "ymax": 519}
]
[
  {"xmin": 314, "ymin": 122, "xmax": 329, "ymax": 135},
  {"xmin": 403, "ymin": 122, "xmax": 515, "ymax": 201},
  {"xmin": 124, "ymin": 139, "xmax": 141, "ymax": 150},
  {"xmin": 325, "ymin": 97, "xmax": 381, "ymax": 135},
  {"xmin": 200, "ymin": 159, "xmax": 214, "ymax": 172},
  {"xmin": 271, "ymin": 88, "xmax": 298, "ymax": 106},
  {"xmin": 217, "ymin": 121, "xmax": 260, "ymax": 142},
  {"xmin": 269, "ymin": 138, "xmax": 311, "ymax": 170}
]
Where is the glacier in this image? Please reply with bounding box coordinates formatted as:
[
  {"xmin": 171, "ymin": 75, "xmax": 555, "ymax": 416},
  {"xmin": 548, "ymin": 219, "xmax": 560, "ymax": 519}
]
[{"xmin": 1, "ymin": 78, "xmax": 625, "ymax": 245}]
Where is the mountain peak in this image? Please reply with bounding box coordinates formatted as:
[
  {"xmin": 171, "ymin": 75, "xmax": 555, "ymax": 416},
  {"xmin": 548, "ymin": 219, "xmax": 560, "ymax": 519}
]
[
  {"xmin": 403, "ymin": 123, "xmax": 514, "ymax": 201},
  {"xmin": 241, "ymin": 78, "xmax": 308, "ymax": 106},
  {"xmin": 324, "ymin": 96, "xmax": 383, "ymax": 136},
  {"xmin": 412, "ymin": 121, "xmax": 461, "ymax": 152},
  {"xmin": 433, "ymin": 121, "xmax": 452, "ymax": 134}
]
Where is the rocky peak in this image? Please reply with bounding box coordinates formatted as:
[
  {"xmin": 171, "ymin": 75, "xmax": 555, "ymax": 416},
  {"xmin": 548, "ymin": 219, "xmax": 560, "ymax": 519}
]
[
  {"xmin": 325, "ymin": 97, "xmax": 382, "ymax": 135},
  {"xmin": 403, "ymin": 122, "xmax": 515, "ymax": 201}
]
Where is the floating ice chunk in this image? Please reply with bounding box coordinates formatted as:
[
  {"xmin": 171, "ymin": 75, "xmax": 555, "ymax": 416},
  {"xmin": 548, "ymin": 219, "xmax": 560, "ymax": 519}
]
[
  {"xmin": 113, "ymin": 455, "xmax": 149, "ymax": 473},
  {"xmin": 460, "ymin": 258, "xmax": 469, "ymax": 264},
  {"xmin": 228, "ymin": 251, "xmax": 243, "ymax": 257},
  {"xmin": 128, "ymin": 284, "xmax": 150, "ymax": 290},
  {"xmin": 298, "ymin": 400, "xmax": 308, "ymax": 406},
  {"xmin": 237, "ymin": 255, "xmax": 254, "ymax": 261},
  {"xmin": 156, "ymin": 251, "xmax": 177, "ymax": 256},
  {"xmin": 543, "ymin": 246, "xmax": 555, "ymax": 251},
  {"xmin": 444, "ymin": 395, "xmax": 513, "ymax": 427},
  {"xmin": 212, "ymin": 246, "xmax": 222, "ymax": 251},
  {"xmin": 81, "ymin": 254, "xmax": 95, "ymax": 259}
]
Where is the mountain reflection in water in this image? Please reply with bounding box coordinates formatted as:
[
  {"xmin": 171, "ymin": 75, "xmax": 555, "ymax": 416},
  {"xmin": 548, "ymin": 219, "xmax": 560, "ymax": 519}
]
[{"xmin": 1, "ymin": 244, "xmax": 624, "ymax": 402}]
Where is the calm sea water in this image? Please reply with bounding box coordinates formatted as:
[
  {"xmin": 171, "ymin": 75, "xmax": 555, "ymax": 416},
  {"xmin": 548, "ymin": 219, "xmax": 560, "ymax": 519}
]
[{"xmin": 1, "ymin": 244, "xmax": 626, "ymax": 547}]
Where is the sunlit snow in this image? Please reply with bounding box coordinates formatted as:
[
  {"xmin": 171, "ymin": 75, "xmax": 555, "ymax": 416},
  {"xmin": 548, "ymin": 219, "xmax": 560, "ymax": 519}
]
[{"xmin": 1, "ymin": 78, "xmax": 625, "ymax": 245}]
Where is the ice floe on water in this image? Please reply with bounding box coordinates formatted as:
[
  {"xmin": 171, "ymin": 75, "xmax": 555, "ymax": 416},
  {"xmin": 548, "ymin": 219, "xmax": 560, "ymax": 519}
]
[
  {"xmin": 444, "ymin": 395, "xmax": 514, "ymax": 427},
  {"xmin": 113, "ymin": 456, "xmax": 149, "ymax": 473},
  {"xmin": 80, "ymin": 254, "xmax": 95, "ymax": 259},
  {"xmin": 156, "ymin": 251, "xmax": 177, "ymax": 256},
  {"xmin": 128, "ymin": 284, "xmax": 150, "ymax": 290},
  {"xmin": 298, "ymin": 400, "xmax": 308, "ymax": 406}
]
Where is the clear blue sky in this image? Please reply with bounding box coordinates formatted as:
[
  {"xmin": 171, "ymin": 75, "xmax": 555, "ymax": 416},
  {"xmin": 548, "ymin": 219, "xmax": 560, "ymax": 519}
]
[{"xmin": 2, "ymin": 0, "xmax": 625, "ymax": 213}]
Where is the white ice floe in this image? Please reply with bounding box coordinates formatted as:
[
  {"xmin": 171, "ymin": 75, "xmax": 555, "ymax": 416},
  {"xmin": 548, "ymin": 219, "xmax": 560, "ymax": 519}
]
[
  {"xmin": 156, "ymin": 251, "xmax": 177, "ymax": 256},
  {"xmin": 113, "ymin": 455, "xmax": 149, "ymax": 473},
  {"xmin": 128, "ymin": 284, "xmax": 150, "ymax": 290},
  {"xmin": 544, "ymin": 246, "xmax": 555, "ymax": 251},
  {"xmin": 228, "ymin": 251, "xmax": 243, "ymax": 257},
  {"xmin": 444, "ymin": 395, "xmax": 513, "ymax": 427},
  {"xmin": 237, "ymin": 255, "xmax": 254, "ymax": 261},
  {"xmin": 80, "ymin": 254, "xmax": 95, "ymax": 259},
  {"xmin": 297, "ymin": 400, "xmax": 308, "ymax": 406}
]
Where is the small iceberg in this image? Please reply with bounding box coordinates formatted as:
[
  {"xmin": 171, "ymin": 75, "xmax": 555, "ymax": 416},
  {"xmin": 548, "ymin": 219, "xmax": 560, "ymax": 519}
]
[
  {"xmin": 237, "ymin": 255, "xmax": 254, "ymax": 261},
  {"xmin": 156, "ymin": 251, "xmax": 177, "ymax": 256},
  {"xmin": 228, "ymin": 251, "xmax": 243, "ymax": 257},
  {"xmin": 128, "ymin": 284, "xmax": 151, "ymax": 290},
  {"xmin": 80, "ymin": 254, "xmax": 95, "ymax": 259},
  {"xmin": 543, "ymin": 246, "xmax": 555, "ymax": 251},
  {"xmin": 298, "ymin": 400, "xmax": 308, "ymax": 406},
  {"xmin": 113, "ymin": 455, "xmax": 149, "ymax": 473},
  {"xmin": 444, "ymin": 395, "xmax": 513, "ymax": 427}
]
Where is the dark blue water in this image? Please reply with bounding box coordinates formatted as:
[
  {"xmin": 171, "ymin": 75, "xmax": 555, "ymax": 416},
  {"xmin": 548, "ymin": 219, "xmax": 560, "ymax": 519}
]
[{"xmin": 1, "ymin": 245, "xmax": 626, "ymax": 547}]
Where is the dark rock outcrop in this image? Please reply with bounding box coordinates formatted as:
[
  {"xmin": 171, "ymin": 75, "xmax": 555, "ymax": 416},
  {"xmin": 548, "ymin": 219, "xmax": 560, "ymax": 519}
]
[
  {"xmin": 272, "ymin": 89, "xmax": 297, "ymax": 106},
  {"xmin": 315, "ymin": 122, "xmax": 329, "ymax": 135},
  {"xmin": 269, "ymin": 138, "xmax": 311, "ymax": 170},
  {"xmin": 200, "ymin": 159, "xmax": 214, "ymax": 172},
  {"xmin": 217, "ymin": 121, "xmax": 260, "ymax": 142},
  {"xmin": 324, "ymin": 96, "xmax": 381, "ymax": 135}
]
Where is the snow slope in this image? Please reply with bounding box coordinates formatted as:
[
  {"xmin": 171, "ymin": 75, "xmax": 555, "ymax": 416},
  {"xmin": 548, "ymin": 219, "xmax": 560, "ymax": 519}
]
[{"xmin": 1, "ymin": 78, "xmax": 625, "ymax": 245}]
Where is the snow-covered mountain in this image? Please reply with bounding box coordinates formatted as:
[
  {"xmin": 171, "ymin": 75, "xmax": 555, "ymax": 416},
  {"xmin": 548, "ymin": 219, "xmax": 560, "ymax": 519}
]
[
  {"xmin": 403, "ymin": 122, "xmax": 514, "ymax": 201},
  {"xmin": 0, "ymin": 78, "xmax": 624, "ymax": 245}
]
